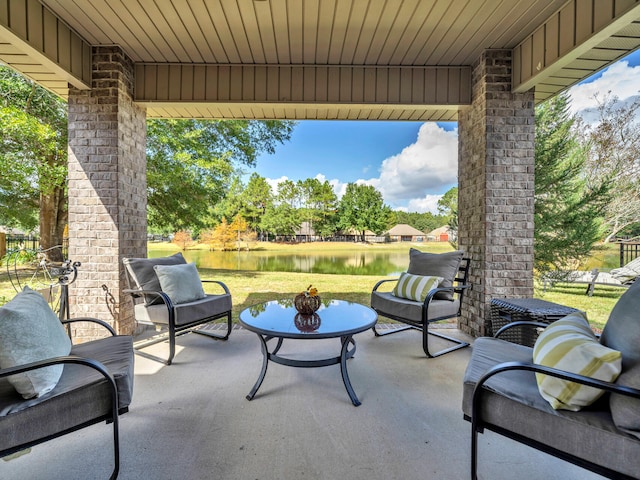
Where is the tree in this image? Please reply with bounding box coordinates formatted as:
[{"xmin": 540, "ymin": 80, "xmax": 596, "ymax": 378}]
[
  {"xmin": 0, "ymin": 67, "xmax": 68, "ymax": 257},
  {"xmin": 297, "ymin": 178, "xmax": 338, "ymax": 239},
  {"xmin": 211, "ymin": 217, "xmax": 236, "ymax": 250},
  {"xmin": 437, "ymin": 187, "xmax": 458, "ymax": 219},
  {"xmin": 172, "ymin": 230, "xmax": 194, "ymax": 251},
  {"xmin": 229, "ymin": 214, "xmax": 250, "ymax": 250},
  {"xmin": 337, "ymin": 183, "xmax": 390, "ymax": 241},
  {"xmin": 239, "ymin": 173, "xmax": 274, "ymax": 235},
  {"xmin": 259, "ymin": 180, "xmax": 301, "ymax": 238},
  {"xmin": 438, "ymin": 187, "xmax": 459, "ymax": 248},
  {"xmin": 575, "ymin": 94, "xmax": 640, "ymax": 241},
  {"xmin": 260, "ymin": 203, "xmax": 299, "ymax": 239},
  {"xmin": 146, "ymin": 119, "xmax": 295, "ymax": 232},
  {"xmin": 534, "ymin": 93, "xmax": 610, "ymax": 273}
]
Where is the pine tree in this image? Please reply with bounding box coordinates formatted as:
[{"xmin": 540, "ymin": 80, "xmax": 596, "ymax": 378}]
[{"xmin": 534, "ymin": 93, "xmax": 610, "ymax": 273}]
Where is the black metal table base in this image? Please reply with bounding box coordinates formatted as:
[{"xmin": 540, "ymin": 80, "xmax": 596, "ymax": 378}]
[{"xmin": 246, "ymin": 335, "xmax": 362, "ymax": 406}]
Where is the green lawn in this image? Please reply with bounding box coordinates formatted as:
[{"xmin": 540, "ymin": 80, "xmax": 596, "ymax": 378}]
[{"xmin": 0, "ymin": 241, "xmax": 624, "ymax": 332}]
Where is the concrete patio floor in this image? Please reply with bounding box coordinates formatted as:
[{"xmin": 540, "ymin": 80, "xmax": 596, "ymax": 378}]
[{"xmin": 2, "ymin": 326, "xmax": 606, "ymax": 480}]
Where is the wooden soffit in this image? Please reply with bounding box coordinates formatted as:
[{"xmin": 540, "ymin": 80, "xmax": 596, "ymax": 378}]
[{"xmin": 0, "ymin": 1, "xmax": 639, "ymax": 120}]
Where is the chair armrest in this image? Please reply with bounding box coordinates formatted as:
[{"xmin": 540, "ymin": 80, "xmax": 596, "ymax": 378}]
[
  {"xmin": 472, "ymin": 360, "xmax": 640, "ymax": 413},
  {"xmin": 61, "ymin": 317, "xmax": 117, "ymax": 337},
  {"xmin": 372, "ymin": 278, "xmax": 399, "ymax": 292},
  {"xmin": 494, "ymin": 321, "xmax": 549, "ymax": 339},
  {"xmin": 423, "ymin": 283, "xmax": 470, "ymax": 306},
  {"xmin": 122, "ymin": 288, "xmax": 174, "ymax": 309},
  {"xmin": 201, "ymin": 279, "xmax": 231, "ymax": 295},
  {"xmin": 0, "ymin": 355, "xmax": 119, "ymax": 415}
]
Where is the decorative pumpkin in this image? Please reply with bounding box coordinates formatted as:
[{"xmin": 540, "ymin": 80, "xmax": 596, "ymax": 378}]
[{"xmin": 294, "ymin": 285, "xmax": 321, "ymax": 314}]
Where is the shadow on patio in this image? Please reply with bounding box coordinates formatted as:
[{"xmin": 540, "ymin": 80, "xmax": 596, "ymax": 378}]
[{"xmin": 1, "ymin": 327, "xmax": 606, "ymax": 480}]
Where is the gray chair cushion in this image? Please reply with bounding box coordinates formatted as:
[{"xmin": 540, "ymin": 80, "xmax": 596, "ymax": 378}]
[
  {"xmin": 600, "ymin": 279, "xmax": 640, "ymax": 438},
  {"xmin": 123, "ymin": 253, "xmax": 186, "ymax": 305},
  {"xmin": 135, "ymin": 293, "xmax": 232, "ymax": 327},
  {"xmin": 463, "ymin": 337, "xmax": 640, "ymax": 478},
  {"xmin": 0, "ymin": 287, "xmax": 72, "ymax": 399},
  {"xmin": 154, "ymin": 263, "xmax": 206, "ymax": 305},
  {"xmin": 407, "ymin": 249, "xmax": 463, "ymax": 300},
  {"xmin": 371, "ymin": 291, "xmax": 459, "ymax": 323},
  {"xmin": 0, "ymin": 335, "xmax": 134, "ymax": 451}
]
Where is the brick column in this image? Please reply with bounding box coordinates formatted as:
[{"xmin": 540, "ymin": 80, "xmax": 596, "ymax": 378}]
[
  {"xmin": 457, "ymin": 49, "xmax": 535, "ymax": 337},
  {"xmin": 67, "ymin": 46, "xmax": 147, "ymax": 337}
]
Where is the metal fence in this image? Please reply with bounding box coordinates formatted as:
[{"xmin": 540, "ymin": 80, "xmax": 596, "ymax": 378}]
[
  {"xmin": 2, "ymin": 235, "xmax": 68, "ymax": 259},
  {"xmin": 619, "ymin": 241, "xmax": 640, "ymax": 266}
]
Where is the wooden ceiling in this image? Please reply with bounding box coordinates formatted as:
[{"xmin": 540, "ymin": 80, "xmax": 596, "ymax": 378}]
[{"xmin": 1, "ymin": 0, "xmax": 640, "ymax": 120}]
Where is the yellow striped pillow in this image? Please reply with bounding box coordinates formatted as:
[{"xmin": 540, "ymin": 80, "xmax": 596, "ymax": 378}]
[
  {"xmin": 392, "ymin": 273, "xmax": 443, "ymax": 302},
  {"xmin": 532, "ymin": 312, "xmax": 622, "ymax": 411}
]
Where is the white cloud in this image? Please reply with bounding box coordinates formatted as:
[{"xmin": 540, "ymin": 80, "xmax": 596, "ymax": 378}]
[
  {"xmin": 361, "ymin": 123, "xmax": 457, "ymax": 211},
  {"xmin": 568, "ymin": 61, "xmax": 640, "ymax": 116},
  {"xmin": 306, "ymin": 124, "xmax": 458, "ymax": 213},
  {"xmin": 407, "ymin": 195, "xmax": 443, "ymax": 214},
  {"xmin": 314, "ymin": 173, "xmax": 348, "ymax": 199},
  {"xmin": 265, "ymin": 176, "xmax": 289, "ymax": 193}
]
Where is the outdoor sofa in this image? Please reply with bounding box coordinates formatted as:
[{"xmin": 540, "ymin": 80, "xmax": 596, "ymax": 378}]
[{"xmin": 463, "ymin": 279, "xmax": 640, "ymax": 479}]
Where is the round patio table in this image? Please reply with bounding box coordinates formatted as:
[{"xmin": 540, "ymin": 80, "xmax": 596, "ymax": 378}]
[{"xmin": 239, "ymin": 299, "xmax": 377, "ymax": 406}]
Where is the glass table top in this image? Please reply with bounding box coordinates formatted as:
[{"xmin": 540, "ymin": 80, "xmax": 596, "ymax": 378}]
[{"xmin": 239, "ymin": 299, "xmax": 378, "ymax": 338}]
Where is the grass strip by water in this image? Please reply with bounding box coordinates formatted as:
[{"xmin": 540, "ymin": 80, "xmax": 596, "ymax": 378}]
[{"xmin": 0, "ymin": 241, "xmax": 624, "ymax": 332}]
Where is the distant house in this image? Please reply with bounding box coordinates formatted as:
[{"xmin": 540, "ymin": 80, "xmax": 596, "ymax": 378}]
[
  {"xmin": 428, "ymin": 226, "xmax": 452, "ymax": 242},
  {"xmin": 386, "ymin": 224, "xmax": 426, "ymax": 242}
]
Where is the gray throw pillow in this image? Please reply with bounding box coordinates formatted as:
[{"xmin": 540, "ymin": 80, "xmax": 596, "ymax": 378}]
[
  {"xmin": 407, "ymin": 249, "xmax": 464, "ymax": 301},
  {"xmin": 600, "ymin": 280, "xmax": 640, "ymax": 438},
  {"xmin": 0, "ymin": 286, "xmax": 72, "ymax": 399},
  {"xmin": 154, "ymin": 263, "xmax": 206, "ymax": 305},
  {"xmin": 123, "ymin": 253, "xmax": 186, "ymax": 305}
]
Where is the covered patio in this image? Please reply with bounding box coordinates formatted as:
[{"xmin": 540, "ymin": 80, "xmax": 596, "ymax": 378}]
[
  {"xmin": 2, "ymin": 1, "xmax": 640, "ymax": 339},
  {"xmin": 2, "ymin": 1, "xmax": 640, "ymax": 479},
  {"xmin": 0, "ymin": 326, "xmax": 606, "ymax": 479}
]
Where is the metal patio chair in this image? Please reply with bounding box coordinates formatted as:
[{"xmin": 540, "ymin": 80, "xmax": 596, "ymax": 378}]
[
  {"xmin": 123, "ymin": 253, "xmax": 232, "ymax": 365},
  {"xmin": 371, "ymin": 249, "xmax": 471, "ymax": 357}
]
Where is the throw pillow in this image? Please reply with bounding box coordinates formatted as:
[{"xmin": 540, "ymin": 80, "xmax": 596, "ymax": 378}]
[
  {"xmin": 600, "ymin": 279, "xmax": 640, "ymax": 438},
  {"xmin": 123, "ymin": 253, "xmax": 186, "ymax": 305},
  {"xmin": 532, "ymin": 312, "xmax": 622, "ymax": 411},
  {"xmin": 154, "ymin": 263, "xmax": 206, "ymax": 305},
  {"xmin": 407, "ymin": 249, "xmax": 463, "ymax": 301},
  {"xmin": 0, "ymin": 286, "xmax": 72, "ymax": 399},
  {"xmin": 392, "ymin": 273, "xmax": 443, "ymax": 302}
]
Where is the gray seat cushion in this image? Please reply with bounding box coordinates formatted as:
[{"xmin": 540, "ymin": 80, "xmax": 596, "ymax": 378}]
[
  {"xmin": 134, "ymin": 293, "xmax": 232, "ymax": 327},
  {"xmin": 463, "ymin": 337, "xmax": 640, "ymax": 478},
  {"xmin": 0, "ymin": 335, "xmax": 134, "ymax": 452},
  {"xmin": 371, "ymin": 291, "xmax": 459, "ymax": 323}
]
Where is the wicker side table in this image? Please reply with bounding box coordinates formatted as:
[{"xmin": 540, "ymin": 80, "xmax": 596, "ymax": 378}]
[{"xmin": 489, "ymin": 298, "xmax": 581, "ymax": 347}]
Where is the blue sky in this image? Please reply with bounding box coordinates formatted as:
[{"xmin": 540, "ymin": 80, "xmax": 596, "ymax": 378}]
[{"xmin": 250, "ymin": 50, "xmax": 640, "ymax": 213}]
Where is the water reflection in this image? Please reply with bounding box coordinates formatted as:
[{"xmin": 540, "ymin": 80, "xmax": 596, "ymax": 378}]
[{"xmin": 149, "ymin": 248, "xmax": 409, "ymax": 276}]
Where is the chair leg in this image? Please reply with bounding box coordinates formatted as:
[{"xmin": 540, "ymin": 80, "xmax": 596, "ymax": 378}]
[
  {"xmin": 193, "ymin": 312, "xmax": 232, "ymax": 340},
  {"xmin": 423, "ymin": 321, "xmax": 470, "ymax": 358},
  {"xmin": 471, "ymin": 422, "xmax": 479, "ymax": 480},
  {"xmin": 110, "ymin": 412, "xmax": 120, "ymax": 480},
  {"xmin": 371, "ymin": 323, "xmax": 413, "ymax": 337},
  {"xmin": 166, "ymin": 325, "xmax": 176, "ymax": 365}
]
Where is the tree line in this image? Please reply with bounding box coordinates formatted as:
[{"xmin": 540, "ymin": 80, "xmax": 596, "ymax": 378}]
[{"xmin": 1, "ymin": 65, "xmax": 639, "ymax": 272}]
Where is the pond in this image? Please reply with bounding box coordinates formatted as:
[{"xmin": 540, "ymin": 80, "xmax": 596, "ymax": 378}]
[{"xmin": 149, "ymin": 248, "xmax": 411, "ymax": 276}]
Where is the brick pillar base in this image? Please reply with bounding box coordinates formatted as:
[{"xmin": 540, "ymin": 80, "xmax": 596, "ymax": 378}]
[
  {"xmin": 457, "ymin": 49, "xmax": 535, "ymax": 337},
  {"xmin": 67, "ymin": 46, "xmax": 147, "ymax": 338}
]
